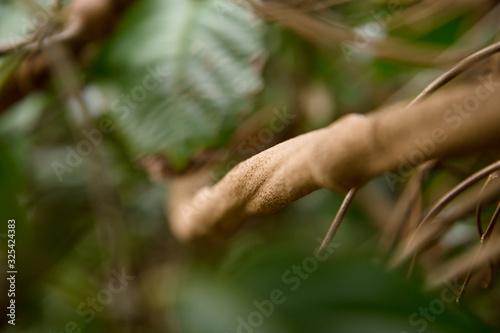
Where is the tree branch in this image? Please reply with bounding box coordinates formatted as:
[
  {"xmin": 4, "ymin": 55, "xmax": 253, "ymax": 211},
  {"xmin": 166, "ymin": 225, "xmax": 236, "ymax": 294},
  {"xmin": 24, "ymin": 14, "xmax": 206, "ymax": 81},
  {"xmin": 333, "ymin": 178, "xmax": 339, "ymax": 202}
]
[{"xmin": 168, "ymin": 82, "xmax": 500, "ymax": 242}]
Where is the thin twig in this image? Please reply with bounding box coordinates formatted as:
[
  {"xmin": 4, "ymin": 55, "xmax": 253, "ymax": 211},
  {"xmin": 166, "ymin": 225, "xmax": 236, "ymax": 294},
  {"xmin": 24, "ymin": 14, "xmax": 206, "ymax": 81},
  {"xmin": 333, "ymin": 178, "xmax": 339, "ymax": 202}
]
[
  {"xmin": 475, "ymin": 174, "xmax": 496, "ymax": 237},
  {"xmin": 391, "ymin": 178, "xmax": 500, "ymax": 266},
  {"xmin": 318, "ymin": 5, "xmax": 500, "ymax": 261},
  {"xmin": 0, "ymin": 38, "xmax": 34, "ymax": 56},
  {"xmin": 456, "ymin": 249, "xmax": 479, "ymax": 304},
  {"xmin": 457, "ymin": 173, "xmax": 498, "ymax": 302},
  {"xmin": 0, "ymin": 21, "xmax": 82, "ymax": 57},
  {"xmin": 484, "ymin": 200, "xmax": 500, "ymax": 288},
  {"xmin": 409, "ymin": 40, "xmax": 500, "ymax": 106},
  {"xmin": 318, "ymin": 187, "xmax": 358, "ymax": 254},
  {"xmin": 398, "ymin": 40, "xmax": 500, "ymax": 230},
  {"xmin": 483, "ymin": 200, "xmax": 500, "ymax": 287},
  {"xmin": 420, "ymin": 162, "xmax": 500, "ymax": 228},
  {"xmin": 392, "ymin": 39, "xmax": 500, "ymax": 279},
  {"xmin": 0, "ymin": 0, "xmax": 138, "ymax": 114},
  {"xmin": 0, "ymin": 0, "xmax": 72, "ymax": 57},
  {"xmin": 402, "ymin": 161, "xmax": 500, "ymax": 262},
  {"xmin": 457, "ymin": 198, "xmax": 499, "ymax": 302},
  {"xmin": 382, "ymin": 160, "xmax": 436, "ymax": 252},
  {"xmin": 484, "ymin": 200, "xmax": 500, "ymax": 240}
]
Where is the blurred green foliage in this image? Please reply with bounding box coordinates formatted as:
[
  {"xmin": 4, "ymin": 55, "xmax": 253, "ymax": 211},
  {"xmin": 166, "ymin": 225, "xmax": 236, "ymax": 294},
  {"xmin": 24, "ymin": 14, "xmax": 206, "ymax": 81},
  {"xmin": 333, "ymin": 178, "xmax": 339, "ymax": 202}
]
[
  {"xmin": 92, "ymin": 0, "xmax": 265, "ymax": 169},
  {"xmin": 0, "ymin": 0, "xmax": 499, "ymax": 332}
]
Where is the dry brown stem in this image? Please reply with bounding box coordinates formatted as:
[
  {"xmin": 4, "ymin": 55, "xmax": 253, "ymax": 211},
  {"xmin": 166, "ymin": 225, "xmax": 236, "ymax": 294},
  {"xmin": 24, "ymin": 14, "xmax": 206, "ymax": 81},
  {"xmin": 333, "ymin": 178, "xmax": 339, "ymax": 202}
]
[{"xmin": 168, "ymin": 82, "xmax": 500, "ymax": 242}]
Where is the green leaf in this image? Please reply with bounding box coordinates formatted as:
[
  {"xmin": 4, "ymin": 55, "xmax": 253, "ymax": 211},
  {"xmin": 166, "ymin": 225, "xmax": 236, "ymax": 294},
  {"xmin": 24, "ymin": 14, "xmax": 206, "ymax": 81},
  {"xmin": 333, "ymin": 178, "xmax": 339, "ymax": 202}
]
[{"xmin": 94, "ymin": 0, "xmax": 265, "ymax": 169}]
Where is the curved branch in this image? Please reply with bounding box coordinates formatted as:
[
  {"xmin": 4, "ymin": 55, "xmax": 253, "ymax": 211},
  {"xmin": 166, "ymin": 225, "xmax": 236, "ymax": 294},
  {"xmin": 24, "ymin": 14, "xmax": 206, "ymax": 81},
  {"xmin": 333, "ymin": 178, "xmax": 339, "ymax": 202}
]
[
  {"xmin": 321, "ymin": 36, "xmax": 500, "ymax": 254},
  {"xmin": 390, "ymin": 177, "xmax": 500, "ymax": 266},
  {"xmin": 393, "ymin": 160, "xmax": 500, "ymax": 265},
  {"xmin": 409, "ymin": 40, "xmax": 500, "ymax": 106},
  {"xmin": 168, "ymin": 83, "xmax": 500, "ymax": 242},
  {"xmin": 415, "ymin": 161, "xmax": 500, "ymax": 235}
]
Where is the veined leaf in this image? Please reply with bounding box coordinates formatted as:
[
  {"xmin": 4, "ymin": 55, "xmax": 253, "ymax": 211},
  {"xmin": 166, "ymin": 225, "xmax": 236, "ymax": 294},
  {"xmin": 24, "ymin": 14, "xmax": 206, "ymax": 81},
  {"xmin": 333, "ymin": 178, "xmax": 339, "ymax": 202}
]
[{"xmin": 95, "ymin": 0, "xmax": 265, "ymax": 169}]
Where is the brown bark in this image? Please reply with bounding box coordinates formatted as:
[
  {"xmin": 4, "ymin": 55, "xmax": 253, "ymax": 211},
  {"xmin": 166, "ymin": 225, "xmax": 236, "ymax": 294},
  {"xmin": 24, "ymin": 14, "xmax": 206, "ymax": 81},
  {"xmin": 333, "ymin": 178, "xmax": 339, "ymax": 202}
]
[{"xmin": 168, "ymin": 81, "xmax": 500, "ymax": 242}]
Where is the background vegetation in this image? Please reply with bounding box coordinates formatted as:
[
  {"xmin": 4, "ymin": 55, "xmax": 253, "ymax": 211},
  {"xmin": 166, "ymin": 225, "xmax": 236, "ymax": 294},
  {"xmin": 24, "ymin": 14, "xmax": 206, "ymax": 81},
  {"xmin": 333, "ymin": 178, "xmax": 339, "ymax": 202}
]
[{"xmin": 1, "ymin": 0, "xmax": 499, "ymax": 332}]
